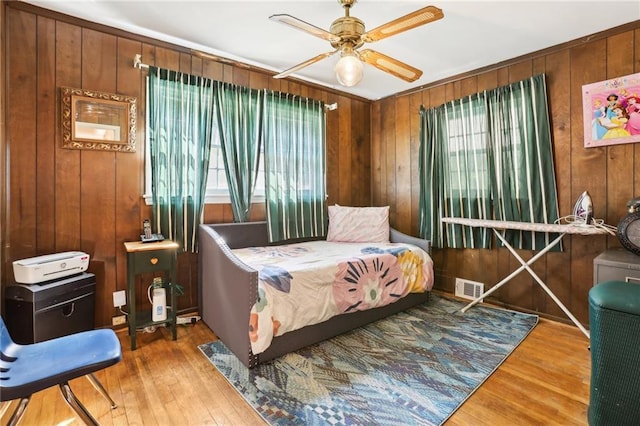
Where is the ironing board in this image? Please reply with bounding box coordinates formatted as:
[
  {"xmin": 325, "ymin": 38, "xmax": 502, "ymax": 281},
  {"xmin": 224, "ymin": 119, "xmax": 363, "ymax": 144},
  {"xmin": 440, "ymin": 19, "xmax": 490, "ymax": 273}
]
[{"xmin": 441, "ymin": 217, "xmax": 612, "ymax": 339}]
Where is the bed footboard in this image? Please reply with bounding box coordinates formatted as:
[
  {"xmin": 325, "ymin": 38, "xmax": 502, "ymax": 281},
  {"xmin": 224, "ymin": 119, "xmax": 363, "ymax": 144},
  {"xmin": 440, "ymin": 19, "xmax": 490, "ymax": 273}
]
[{"xmin": 198, "ymin": 224, "xmax": 259, "ymax": 367}]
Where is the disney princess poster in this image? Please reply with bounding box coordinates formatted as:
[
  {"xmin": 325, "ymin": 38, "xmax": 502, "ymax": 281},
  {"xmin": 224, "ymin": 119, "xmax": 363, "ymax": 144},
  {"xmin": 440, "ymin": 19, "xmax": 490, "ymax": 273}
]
[{"xmin": 582, "ymin": 72, "xmax": 640, "ymax": 148}]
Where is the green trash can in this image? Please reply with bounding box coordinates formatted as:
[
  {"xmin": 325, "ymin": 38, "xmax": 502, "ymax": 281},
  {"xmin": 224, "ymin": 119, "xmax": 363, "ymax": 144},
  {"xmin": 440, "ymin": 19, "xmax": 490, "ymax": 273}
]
[{"xmin": 588, "ymin": 280, "xmax": 640, "ymax": 425}]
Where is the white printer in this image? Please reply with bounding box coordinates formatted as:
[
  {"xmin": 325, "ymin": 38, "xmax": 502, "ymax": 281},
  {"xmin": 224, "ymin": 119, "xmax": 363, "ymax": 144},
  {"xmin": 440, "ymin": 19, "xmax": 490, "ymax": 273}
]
[{"xmin": 13, "ymin": 251, "xmax": 90, "ymax": 284}]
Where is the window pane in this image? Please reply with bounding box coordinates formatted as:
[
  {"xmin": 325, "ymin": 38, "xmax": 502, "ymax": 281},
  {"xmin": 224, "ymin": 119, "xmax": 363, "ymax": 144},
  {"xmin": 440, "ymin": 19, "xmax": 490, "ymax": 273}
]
[
  {"xmin": 204, "ymin": 120, "xmax": 264, "ymax": 197},
  {"xmin": 446, "ymin": 108, "xmax": 489, "ymax": 195}
]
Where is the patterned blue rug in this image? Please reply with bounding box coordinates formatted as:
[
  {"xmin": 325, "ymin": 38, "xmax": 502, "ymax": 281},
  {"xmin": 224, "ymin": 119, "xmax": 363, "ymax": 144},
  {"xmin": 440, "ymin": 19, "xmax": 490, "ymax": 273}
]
[{"xmin": 198, "ymin": 294, "xmax": 538, "ymax": 425}]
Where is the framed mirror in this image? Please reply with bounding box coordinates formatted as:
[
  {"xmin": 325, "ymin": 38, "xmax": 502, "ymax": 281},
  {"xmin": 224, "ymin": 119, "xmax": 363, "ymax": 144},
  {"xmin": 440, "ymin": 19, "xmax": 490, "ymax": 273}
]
[{"xmin": 61, "ymin": 87, "xmax": 137, "ymax": 152}]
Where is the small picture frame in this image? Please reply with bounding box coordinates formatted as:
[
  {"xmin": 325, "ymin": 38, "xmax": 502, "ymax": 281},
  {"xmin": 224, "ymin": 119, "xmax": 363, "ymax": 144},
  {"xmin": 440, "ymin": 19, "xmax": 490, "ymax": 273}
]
[
  {"xmin": 582, "ymin": 72, "xmax": 640, "ymax": 148},
  {"xmin": 61, "ymin": 87, "xmax": 137, "ymax": 152}
]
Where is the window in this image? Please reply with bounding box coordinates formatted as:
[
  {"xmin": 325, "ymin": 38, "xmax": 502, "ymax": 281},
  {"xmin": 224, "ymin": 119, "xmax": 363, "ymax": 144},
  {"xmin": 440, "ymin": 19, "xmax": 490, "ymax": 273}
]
[
  {"xmin": 263, "ymin": 92, "xmax": 327, "ymax": 241},
  {"xmin": 204, "ymin": 132, "xmax": 265, "ymax": 204},
  {"xmin": 419, "ymin": 74, "xmax": 560, "ymax": 250},
  {"xmin": 446, "ymin": 114, "xmax": 490, "ymax": 196},
  {"xmin": 144, "ymin": 70, "xmax": 324, "ymax": 238},
  {"xmin": 143, "ymin": 79, "xmax": 265, "ymax": 205}
]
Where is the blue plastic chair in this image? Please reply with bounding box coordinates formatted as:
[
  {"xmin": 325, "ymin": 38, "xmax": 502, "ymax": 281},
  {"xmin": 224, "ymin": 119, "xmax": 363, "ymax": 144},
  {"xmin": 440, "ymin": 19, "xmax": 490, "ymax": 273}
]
[{"xmin": 0, "ymin": 316, "xmax": 122, "ymax": 425}]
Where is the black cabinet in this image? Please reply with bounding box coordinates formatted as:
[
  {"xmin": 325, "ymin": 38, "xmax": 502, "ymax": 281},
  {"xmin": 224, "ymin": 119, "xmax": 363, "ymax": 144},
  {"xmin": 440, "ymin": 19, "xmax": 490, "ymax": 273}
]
[{"xmin": 4, "ymin": 272, "xmax": 96, "ymax": 344}]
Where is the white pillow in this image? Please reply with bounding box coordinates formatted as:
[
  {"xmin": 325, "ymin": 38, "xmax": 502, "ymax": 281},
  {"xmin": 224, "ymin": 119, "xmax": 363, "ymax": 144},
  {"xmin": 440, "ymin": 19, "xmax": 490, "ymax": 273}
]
[{"xmin": 326, "ymin": 205, "xmax": 390, "ymax": 243}]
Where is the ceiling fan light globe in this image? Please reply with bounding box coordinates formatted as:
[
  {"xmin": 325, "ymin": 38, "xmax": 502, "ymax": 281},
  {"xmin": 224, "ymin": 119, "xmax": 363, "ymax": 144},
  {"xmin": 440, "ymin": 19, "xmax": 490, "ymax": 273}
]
[{"xmin": 334, "ymin": 55, "xmax": 363, "ymax": 87}]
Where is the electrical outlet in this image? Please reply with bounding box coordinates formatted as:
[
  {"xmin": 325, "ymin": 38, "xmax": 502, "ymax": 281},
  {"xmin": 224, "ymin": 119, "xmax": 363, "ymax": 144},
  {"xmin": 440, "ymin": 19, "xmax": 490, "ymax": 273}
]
[
  {"xmin": 112, "ymin": 315, "xmax": 126, "ymax": 326},
  {"xmin": 113, "ymin": 290, "xmax": 126, "ymax": 307}
]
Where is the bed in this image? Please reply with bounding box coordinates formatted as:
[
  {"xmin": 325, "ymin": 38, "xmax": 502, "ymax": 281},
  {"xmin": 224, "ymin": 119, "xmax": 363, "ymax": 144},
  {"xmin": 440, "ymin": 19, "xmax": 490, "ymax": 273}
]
[{"xmin": 198, "ymin": 213, "xmax": 434, "ymax": 368}]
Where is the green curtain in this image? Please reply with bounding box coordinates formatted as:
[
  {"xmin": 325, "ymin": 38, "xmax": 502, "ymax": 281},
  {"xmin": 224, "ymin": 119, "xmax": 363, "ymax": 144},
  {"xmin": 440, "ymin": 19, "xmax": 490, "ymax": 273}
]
[
  {"xmin": 148, "ymin": 66, "xmax": 215, "ymax": 252},
  {"xmin": 419, "ymin": 74, "xmax": 560, "ymax": 250},
  {"xmin": 214, "ymin": 82, "xmax": 264, "ymax": 222},
  {"xmin": 263, "ymin": 91, "xmax": 327, "ymax": 242}
]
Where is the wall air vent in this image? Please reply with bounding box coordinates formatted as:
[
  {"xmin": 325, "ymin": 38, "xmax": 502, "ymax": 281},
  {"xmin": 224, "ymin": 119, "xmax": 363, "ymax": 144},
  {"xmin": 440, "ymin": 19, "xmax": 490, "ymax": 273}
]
[{"xmin": 455, "ymin": 278, "xmax": 484, "ymax": 302}]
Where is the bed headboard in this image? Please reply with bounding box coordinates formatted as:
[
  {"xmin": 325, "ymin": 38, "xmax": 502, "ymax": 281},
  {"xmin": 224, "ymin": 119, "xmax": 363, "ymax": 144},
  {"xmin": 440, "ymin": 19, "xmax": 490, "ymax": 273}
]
[{"xmin": 389, "ymin": 228, "xmax": 431, "ymax": 254}]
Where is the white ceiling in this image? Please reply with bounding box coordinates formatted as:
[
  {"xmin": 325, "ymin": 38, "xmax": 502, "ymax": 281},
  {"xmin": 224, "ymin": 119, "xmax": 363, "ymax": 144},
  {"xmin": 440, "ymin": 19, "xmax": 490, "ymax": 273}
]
[{"xmin": 22, "ymin": 0, "xmax": 640, "ymax": 100}]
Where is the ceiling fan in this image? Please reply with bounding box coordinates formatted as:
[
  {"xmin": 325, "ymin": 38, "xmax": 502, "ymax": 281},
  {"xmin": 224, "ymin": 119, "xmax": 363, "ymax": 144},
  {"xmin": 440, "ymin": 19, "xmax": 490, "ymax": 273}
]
[{"xmin": 269, "ymin": 0, "xmax": 444, "ymax": 87}]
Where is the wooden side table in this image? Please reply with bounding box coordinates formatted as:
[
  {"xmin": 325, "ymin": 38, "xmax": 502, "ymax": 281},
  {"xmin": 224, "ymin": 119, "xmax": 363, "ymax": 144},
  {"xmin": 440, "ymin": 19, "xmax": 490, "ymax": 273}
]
[{"xmin": 124, "ymin": 240, "xmax": 179, "ymax": 350}]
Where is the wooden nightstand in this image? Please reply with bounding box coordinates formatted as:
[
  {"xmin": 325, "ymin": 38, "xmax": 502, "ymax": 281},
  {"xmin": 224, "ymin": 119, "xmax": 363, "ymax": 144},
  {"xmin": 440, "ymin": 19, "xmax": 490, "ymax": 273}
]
[{"xmin": 124, "ymin": 240, "xmax": 179, "ymax": 350}]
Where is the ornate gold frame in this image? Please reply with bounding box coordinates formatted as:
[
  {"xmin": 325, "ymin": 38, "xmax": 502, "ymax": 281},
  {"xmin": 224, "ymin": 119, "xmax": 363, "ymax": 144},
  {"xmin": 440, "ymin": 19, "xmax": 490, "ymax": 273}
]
[{"xmin": 61, "ymin": 87, "xmax": 137, "ymax": 152}]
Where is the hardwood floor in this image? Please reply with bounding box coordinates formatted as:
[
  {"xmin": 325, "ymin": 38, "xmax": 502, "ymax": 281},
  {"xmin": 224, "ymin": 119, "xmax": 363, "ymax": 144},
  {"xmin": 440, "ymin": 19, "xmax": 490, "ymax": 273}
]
[{"xmin": 1, "ymin": 315, "xmax": 591, "ymax": 425}]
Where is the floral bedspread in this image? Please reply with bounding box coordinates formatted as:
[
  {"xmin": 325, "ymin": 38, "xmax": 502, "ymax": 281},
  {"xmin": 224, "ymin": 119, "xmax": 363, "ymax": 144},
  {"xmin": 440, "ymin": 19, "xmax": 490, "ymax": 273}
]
[{"xmin": 232, "ymin": 241, "xmax": 434, "ymax": 355}]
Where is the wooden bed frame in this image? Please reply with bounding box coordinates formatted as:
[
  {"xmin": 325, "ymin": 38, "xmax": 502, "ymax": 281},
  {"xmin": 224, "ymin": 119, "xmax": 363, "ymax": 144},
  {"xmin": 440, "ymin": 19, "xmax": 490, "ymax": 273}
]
[{"xmin": 198, "ymin": 221, "xmax": 432, "ymax": 368}]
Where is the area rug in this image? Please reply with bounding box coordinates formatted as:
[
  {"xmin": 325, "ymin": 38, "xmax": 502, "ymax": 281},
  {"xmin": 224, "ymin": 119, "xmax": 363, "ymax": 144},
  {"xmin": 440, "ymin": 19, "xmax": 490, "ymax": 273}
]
[{"xmin": 198, "ymin": 295, "xmax": 538, "ymax": 425}]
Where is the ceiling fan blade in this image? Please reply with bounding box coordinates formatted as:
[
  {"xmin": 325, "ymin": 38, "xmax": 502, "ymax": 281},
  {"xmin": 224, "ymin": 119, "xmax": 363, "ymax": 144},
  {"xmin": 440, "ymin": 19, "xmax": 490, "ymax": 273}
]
[
  {"xmin": 362, "ymin": 5, "xmax": 444, "ymax": 43},
  {"xmin": 269, "ymin": 14, "xmax": 340, "ymax": 43},
  {"xmin": 274, "ymin": 51, "xmax": 338, "ymax": 79},
  {"xmin": 358, "ymin": 49, "xmax": 423, "ymax": 82}
]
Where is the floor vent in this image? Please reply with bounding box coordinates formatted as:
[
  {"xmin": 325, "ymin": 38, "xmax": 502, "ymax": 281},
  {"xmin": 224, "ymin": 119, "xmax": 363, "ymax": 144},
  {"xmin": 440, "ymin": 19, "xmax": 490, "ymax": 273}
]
[{"xmin": 455, "ymin": 278, "xmax": 484, "ymax": 302}]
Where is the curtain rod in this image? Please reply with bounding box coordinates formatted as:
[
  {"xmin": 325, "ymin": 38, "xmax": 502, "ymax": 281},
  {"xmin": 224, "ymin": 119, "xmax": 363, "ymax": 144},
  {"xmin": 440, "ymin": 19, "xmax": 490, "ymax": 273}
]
[
  {"xmin": 133, "ymin": 54, "xmax": 149, "ymax": 70},
  {"xmin": 133, "ymin": 54, "xmax": 337, "ymax": 110}
]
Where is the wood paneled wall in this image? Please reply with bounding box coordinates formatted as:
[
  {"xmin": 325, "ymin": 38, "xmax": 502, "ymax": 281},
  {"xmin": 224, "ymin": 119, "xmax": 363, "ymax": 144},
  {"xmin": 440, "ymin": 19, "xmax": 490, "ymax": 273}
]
[
  {"xmin": 2, "ymin": 2, "xmax": 371, "ymax": 327},
  {"xmin": 4, "ymin": 1, "xmax": 639, "ymax": 329},
  {"xmin": 372, "ymin": 24, "xmax": 640, "ymax": 325}
]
